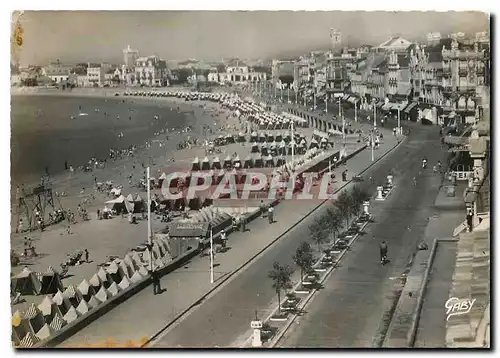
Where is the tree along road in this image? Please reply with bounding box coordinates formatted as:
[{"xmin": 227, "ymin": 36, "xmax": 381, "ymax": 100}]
[
  {"xmin": 152, "ymin": 123, "xmax": 441, "ymax": 348},
  {"xmin": 276, "ymin": 123, "xmax": 449, "ymax": 347}
]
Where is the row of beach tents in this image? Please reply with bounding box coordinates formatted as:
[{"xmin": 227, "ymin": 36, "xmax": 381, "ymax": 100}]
[{"xmin": 12, "ymin": 236, "xmax": 175, "ymax": 347}]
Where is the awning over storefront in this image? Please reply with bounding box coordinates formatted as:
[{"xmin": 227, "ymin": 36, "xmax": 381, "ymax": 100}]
[
  {"xmin": 169, "ymin": 222, "xmax": 210, "ymax": 238},
  {"xmin": 404, "ymin": 102, "xmax": 418, "ymax": 114},
  {"xmin": 313, "ymin": 129, "xmax": 330, "ymax": 139},
  {"xmin": 342, "ymin": 94, "xmax": 350, "ymax": 101},
  {"xmin": 391, "ymin": 103, "xmax": 407, "ymax": 111},
  {"xmin": 376, "ymin": 101, "xmax": 384, "ymax": 108},
  {"xmin": 348, "ymin": 96, "xmax": 357, "ymax": 103},
  {"xmin": 443, "ymin": 135, "xmax": 468, "ymax": 146},
  {"xmin": 382, "ymin": 102, "xmax": 394, "ymax": 111}
]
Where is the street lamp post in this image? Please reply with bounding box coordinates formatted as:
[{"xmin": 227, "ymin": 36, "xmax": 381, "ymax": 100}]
[
  {"xmin": 290, "ymin": 118, "xmax": 295, "ymax": 163},
  {"xmin": 338, "ymin": 96, "xmax": 341, "ymax": 118},
  {"xmin": 354, "ymin": 100, "xmax": 358, "ymax": 122},
  {"xmin": 371, "ymin": 131, "xmax": 375, "ymax": 162},
  {"xmin": 325, "ymin": 94, "xmax": 328, "ymax": 114},
  {"xmin": 147, "ymin": 167, "xmax": 153, "ymax": 272},
  {"xmin": 210, "ymin": 228, "xmax": 214, "ymax": 284},
  {"xmin": 373, "ymin": 101, "xmax": 377, "ymax": 129},
  {"xmin": 397, "ymin": 107, "xmax": 401, "ymax": 135}
]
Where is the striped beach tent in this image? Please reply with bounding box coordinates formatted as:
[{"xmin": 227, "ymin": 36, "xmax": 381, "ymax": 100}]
[
  {"xmin": 19, "ymin": 332, "xmax": 40, "ymax": 348},
  {"xmin": 63, "ymin": 285, "xmax": 82, "ymax": 308},
  {"xmin": 24, "ymin": 303, "xmax": 45, "ymax": 335},
  {"xmin": 49, "ymin": 314, "xmax": 65, "ymax": 332}
]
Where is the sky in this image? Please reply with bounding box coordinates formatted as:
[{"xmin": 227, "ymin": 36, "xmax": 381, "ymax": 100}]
[{"xmin": 12, "ymin": 11, "xmax": 489, "ymax": 66}]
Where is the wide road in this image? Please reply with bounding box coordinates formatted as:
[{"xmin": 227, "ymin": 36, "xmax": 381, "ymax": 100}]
[
  {"xmin": 152, "ymin": 122, "xmax": 443, "ymax": 347},
  {"xmin": 277, "ymin": 124, "xmax": 448, "ymax": 347}
]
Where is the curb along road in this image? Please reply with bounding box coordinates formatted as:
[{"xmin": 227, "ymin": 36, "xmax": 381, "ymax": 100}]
[
  {"xmin": 267, "ymin": 183, "xmax": 399, "ymax": 348},
  {"xmin": 251, "ymin": 144, "xmax": 402, "ymax": 348},
  {"xmin": 145, "ymin": 136, "xmax": 405, "ymax": 347}
]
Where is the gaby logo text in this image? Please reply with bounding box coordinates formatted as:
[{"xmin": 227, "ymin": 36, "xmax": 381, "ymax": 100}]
[{"xmin": 445, "ymin": 297, "xmax": 476, "ymax": 321}]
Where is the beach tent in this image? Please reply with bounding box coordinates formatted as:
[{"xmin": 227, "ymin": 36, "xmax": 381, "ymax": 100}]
[
  {"xmin": 251, "ymin": 142, "xmax": 260, "ymax": 153},
  {"xmin": 77, "ymin": 279, "xmax": 95, "ymax": 302},
  {"xmin": 63, "ymin": 306, "xmax": 80, "ymax": 324},
  {"xmin": 223, "ymin": 155, "xmax": 233, "ymax": 169},
  {"xmin": 258, "ymin": 132, "xmax": 266, "ymax": 143},
  {"xmin": 309, "ymin": 138, "xmax": 319, "ymax": 149},
  {"xmin": 19, "ymin": 332, "xmax": 41, "ymax": 348},
  {"xmin": 276, "ymin": 156, "xmax": 286, "ymax": 167},
  {"xmin": 243, "ymin": 156, "xmax": 254, "ymax": 169},
  {"xmin": 261, "ymin": 142, "xmax": 269, "ymax": 156},
  {"xmin": 233, "ymin": 155, "xmax": 241, "ymax": 168},
  {"xmin": 51, "ymin": 290, "xmax": 71, "ymax": 317},
  {"xmin": 211, "ymin": 157, "xmax": 222, "ymax": 170},
  {"xmin": 97, "ymin": 266, "xmax": 112, "ymax": 287},
  {"xmin": 250, "ymin": 131, "xmax": 258, "ymax": 142},
  {"xmin": 201, "ymin": 156, "xmax": 211, "ymax": 170},
  {"xmin": 12, "ymin": 267, "xmax": 42, "ymax": 296},
  {"xmin": 47, "ymin": 313, "xmax": 65, "ymax": 335},
  {"xmin": 275, "ymin": 133, "xmax": 283, "ymax": 142},
  {"xmin": 254, "ymin": 153, "xmax": 264, "ymax": 168},
  {"xmin": 125, "ymin": 194, "xmax": 144, "ymax": 213},
  {"xmin": 110, "ymin": 188, "xmax": 122, "ymax": 196},
  {"xmin": 24, "ymin": 303, "xmax": 46, "ymax": 337},
  {"xmin": 35, "ymin": 323, "xmax": 56, "ymax": 341},
  {"xmin": 266, "ymin": 132, "xmax": 274, "ymax": 142},
  {"xmin": 191, "ymin": 157, "xmax": 201, "ymax": 171},
  {"xmin": 12, "ymin": 310, "xmax": 31, "ymax": 345},
  {"xmin": 38, "ymin": 295, "xmax": 63, "ymax": 325},
  {"xmin": 265, "ymin": 155, "xmax": 275, "ymax": 168},
  {"xmin": 63, "ymin": 284, "xmax": 82, "ymax": 308},
  {"xmin": 105, "ymin": 195, "xmax": 128, "ymax": 214},
  {"xmin": 39, "ymin": 266, "xmax": 63, "ymax": 295},
  {"xmin": 237, "ymin": 132, "xmax": 246, "ymax": 142}
]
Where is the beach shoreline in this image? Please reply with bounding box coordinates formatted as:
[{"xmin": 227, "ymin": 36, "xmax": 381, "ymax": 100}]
[{"xmin": 10, "ymin": 88, "xmax": 243, "ymax": 232}]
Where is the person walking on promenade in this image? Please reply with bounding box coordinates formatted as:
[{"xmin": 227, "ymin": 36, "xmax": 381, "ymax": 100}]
[
  {"xmin": 380, "ymin": 240, "xmax": 388, "ymax": 264},
  {"xmin": 260, "ymin": 200, "xmax": 267, "ymax": 218},
  {"xmin": 151, "ymin": 269, "xmax": 162, "ymax": 295},
  {"xmin": 84, "ymin": 249, "xmax": 89, "ymax": 263},
  {"xmin": 268, "ymin": 206, "xmax": 274, "ymax": 224}
]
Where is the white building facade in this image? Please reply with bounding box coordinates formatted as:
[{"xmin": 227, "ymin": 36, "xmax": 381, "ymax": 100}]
[{"xmin": 133, "ymin": 56, "xmax": 169, "ymax": 86}]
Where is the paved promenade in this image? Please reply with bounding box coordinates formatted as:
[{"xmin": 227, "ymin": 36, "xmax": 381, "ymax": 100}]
[
  {"xmin": 276, "ymin": 123, "xmax": 446, "ymax": 347},
  {"xmin": 60, "ymin": 127, "xmax": 398, "ymax": 347}
]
